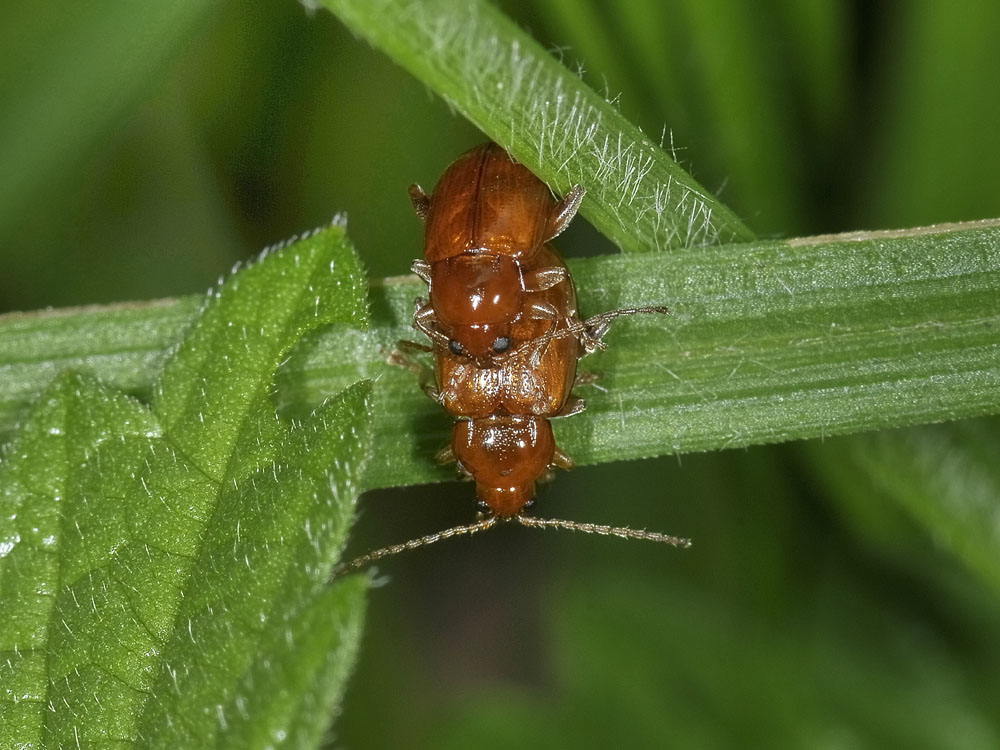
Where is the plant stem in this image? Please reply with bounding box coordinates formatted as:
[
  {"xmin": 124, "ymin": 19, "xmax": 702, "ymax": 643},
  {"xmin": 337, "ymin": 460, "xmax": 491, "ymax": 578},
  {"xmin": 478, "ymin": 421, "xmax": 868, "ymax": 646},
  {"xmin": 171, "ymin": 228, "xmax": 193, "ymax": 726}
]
[{"xmin": 3, "ymin": 220, "xmax": 999, "ymax": 488}]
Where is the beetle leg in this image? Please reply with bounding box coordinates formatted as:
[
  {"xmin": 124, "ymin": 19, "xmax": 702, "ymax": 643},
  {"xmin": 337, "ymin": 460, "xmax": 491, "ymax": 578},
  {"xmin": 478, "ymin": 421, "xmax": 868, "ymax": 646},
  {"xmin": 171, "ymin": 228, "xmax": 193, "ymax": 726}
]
[
  {"xmin": 580, "ymin": 305, "xmax": 671, "ymax": 353},
  {"xmin": 411, "ymin": 258, "xmax": 432, "ymax": 284},
  {"xmin": 554, "ymin": 395, "xmax": 586, "ymax": 418},
  {"xmin": 523, "ymin": 266, "xmax": 568, "ymax": 292},
  {"xmin": 413, "ymin": 302, "xmax": 451, "ymax": 347},
  {"xmin": 551, "ymin": 446, "xmax": 575, "ymax": 470},
  {"xmin": 409, "ymin": 184, "xmax": 431, "ymax": 222},
  {"xmin": 574, "ymin": 370, "xmax": 601, "ymax": 387},
  {"xmin": 545, "ymin": 184, "xmax": 586, "ymax": 241},
  {"xmin": 526, "ymin": 300, "xmax": 559, "ymax": 321},
  {"xmin": 385, "ymin": 344, "xmax": 424, "ymax": 372},
  {"xmin": 396, "ymin": 338, "xmax": 433, "ymax": 355},
  {"xmin": 386, "ymin": 342, "xmax": 441, "ymax": 402},
  {"xmin": 435, "ymin": 444, "xmax": 457, "ymax": 465}
]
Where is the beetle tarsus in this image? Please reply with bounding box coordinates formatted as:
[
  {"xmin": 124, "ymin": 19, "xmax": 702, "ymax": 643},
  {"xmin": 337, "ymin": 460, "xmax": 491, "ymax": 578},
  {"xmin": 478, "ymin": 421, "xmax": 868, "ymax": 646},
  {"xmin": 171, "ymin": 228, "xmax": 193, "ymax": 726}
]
[
  {"xmin": 435, "ymin": 445, "xmax": 457, "ymax": 465},
  {"xmin": 554, "ymin": 396, "xmax": 586, "ymax": 418},
  {"xmin": 523, "ymin": 266, "xmax": 569, "ymax": 292},
  {"xmin": 527, "ymin": 300, "xmax": 560, "ymax": 321},
  {"xmin": 411, "ymin": 258, "xmax": 431, "ymax": 283},
  {"xmin": 409, "ymin": 183, "xmax": 431, "ymax": 222},
  {"xmin": 551, "ymin": 446, "xmax": 575, "ymax": 470},
  {"xmin": 545, "ymin": 184, "xmax": 586, "ymax": 241}
]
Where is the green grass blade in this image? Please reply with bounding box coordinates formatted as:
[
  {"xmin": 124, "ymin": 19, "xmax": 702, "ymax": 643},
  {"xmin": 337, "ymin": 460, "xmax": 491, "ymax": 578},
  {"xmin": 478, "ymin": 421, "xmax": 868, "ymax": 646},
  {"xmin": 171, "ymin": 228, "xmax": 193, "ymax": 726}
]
[
  {"xmin": 2, "ymin": 220, "xmax": 997, "ymax": 490},
  {"xmin": 0, "ymin": 228, "xmax": 371, "ymax": 747},
  {"xmin": 320, "ymin": 0, "xmax": 755, "ymax": 251},
  {"xmin": 317, "ymin": 220, "xmax": 1000, "ymax": 485}
]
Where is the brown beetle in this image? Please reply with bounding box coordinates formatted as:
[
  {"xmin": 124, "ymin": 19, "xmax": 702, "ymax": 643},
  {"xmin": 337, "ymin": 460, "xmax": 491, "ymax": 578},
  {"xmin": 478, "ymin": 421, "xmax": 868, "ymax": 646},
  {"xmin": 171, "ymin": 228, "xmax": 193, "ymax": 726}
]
[
  {"xmin": 333, "ymin": 145, "xmax": 688, "ymax": 575},
  {"xmin": 408, "ymin": 142, "xmax": 585, "ymax": 362},
  {"xmin": 432, "ymin": 243, "xmax": 583, "ymax": 420}
]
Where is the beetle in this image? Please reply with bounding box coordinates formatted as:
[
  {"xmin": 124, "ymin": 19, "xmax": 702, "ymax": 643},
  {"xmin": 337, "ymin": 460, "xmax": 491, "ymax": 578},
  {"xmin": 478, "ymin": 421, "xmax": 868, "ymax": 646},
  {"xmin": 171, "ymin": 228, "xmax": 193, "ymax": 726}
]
[
  {"xmin": 430, "ymin": 241, "xmax": 584, "ymax": 420},
  {"xmin": 408, "ymin": 142, "xmax": 585, "ymax": 362},
  {"xmin": 333, "ymin": 145, "xmax": 688, "ymax": 575}
]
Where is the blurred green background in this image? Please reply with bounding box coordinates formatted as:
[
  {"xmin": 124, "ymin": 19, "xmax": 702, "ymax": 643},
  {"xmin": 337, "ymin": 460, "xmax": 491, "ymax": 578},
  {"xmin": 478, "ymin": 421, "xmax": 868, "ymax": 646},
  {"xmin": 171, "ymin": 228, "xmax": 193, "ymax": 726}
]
[{"xmin": 2, "ymin": 1, "xmax": 999, "ymax": 747}]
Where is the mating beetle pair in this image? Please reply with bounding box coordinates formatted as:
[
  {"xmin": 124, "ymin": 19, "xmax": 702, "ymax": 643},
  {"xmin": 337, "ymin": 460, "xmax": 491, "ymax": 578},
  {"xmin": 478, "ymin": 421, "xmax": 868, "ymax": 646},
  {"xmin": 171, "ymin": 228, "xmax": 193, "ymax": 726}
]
[{"xmin": 337, "ymin": 144, "xmax": 688, "ymax": 573}]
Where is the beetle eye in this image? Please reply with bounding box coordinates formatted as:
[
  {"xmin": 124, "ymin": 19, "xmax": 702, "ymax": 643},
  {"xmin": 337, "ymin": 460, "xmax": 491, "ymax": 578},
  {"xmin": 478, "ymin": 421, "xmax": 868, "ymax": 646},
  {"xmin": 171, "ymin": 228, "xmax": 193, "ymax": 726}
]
[
  {"xmin": 492, "ymin": 336, "xmax": 511, "ymax": 353},
  {"xmin": 448, "ymin": 339, "xmax": 464, "ymax": 356}
]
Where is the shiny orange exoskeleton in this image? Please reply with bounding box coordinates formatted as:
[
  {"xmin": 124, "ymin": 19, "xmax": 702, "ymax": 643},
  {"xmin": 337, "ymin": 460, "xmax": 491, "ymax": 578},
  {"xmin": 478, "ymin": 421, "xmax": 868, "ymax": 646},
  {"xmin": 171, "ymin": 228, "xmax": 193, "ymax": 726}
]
[
  {"xmin": 408, "ymin": 142, "xmax": 585, "ymax": 362},
  {"xmin": 436, "ymin": 240, "xmax": 581, "ymax": 518},
  {"xmin": 334, "ymin": 144, "xmax": 688, "ymax": 575},
  {"xmin": 432, "ymin": 242, "xmax": 582, "ymax": 420}
]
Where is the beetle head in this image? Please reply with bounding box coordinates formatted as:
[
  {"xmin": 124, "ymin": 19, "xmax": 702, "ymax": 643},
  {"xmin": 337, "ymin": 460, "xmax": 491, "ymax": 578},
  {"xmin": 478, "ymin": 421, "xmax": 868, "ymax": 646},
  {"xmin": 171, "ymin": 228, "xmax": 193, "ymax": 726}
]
[{"xmin": 452, "ymin": 415, "xmax": 554, "ymax": 518}]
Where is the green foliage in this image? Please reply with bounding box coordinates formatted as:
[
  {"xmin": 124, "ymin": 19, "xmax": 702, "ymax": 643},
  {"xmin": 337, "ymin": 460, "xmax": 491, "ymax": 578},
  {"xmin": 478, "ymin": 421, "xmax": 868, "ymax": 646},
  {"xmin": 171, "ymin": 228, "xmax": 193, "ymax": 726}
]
[
  {"xmin": 321, "ymin": 0, "xmax": 755, "ymax": 251},
  {"xmin": 806, "ymin": 418, "xmax": 1000, "ymax": 597},
  {"xmin": 0, "ymin": 227, "xmax": 371, "ymax": 747},
  {"xmin": 3, "ymin": 222, "xmax": 998, "ymax": 489},
  {"xmin": 2, "ymin": 0, "xmax": 1000, "ymax": 748},
  {"xmin": 432, "ymin": 575, "xmax": 1000, "ymax": 749}
]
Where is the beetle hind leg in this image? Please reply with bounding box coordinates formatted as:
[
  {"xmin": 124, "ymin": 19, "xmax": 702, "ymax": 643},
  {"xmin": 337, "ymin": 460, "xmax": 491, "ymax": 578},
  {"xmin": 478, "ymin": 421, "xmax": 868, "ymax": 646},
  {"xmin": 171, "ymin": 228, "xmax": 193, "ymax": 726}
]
[
  {"xmin": 574, "ymin": 370, "xmax": 603, "ymax": 388},
  {"xmin": 551, "ymin": 445, "xmax": 575, "ymax": 471}
]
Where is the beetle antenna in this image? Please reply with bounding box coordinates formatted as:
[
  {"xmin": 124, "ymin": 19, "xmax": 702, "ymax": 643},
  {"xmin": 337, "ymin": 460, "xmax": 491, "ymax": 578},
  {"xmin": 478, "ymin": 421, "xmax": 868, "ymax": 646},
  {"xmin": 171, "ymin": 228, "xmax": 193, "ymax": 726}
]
[
  {"xmin": 332, "ymin": 516, "xmax": 500, "ymax": 578},
  {"xmin": 515, "ymin": 514, "xmax": 691, "ymax": 547},
  {"xmin": 519, "ymin": 306, "xmax": 671, "ymax": 353}
]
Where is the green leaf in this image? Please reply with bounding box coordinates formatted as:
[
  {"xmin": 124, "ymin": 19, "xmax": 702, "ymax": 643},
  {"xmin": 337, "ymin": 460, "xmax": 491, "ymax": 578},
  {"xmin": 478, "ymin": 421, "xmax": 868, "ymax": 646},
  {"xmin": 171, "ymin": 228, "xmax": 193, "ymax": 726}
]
[
  {"xmin": 153, "ymin": 226, "xmax": 368, "ymax": 481},
  {"xmin": 534, "ymin": 0, "xmax": 849, "ymax": 237},
  {"xmin": 2, "ymin": 220, "xmax": 999, "ymax": 490},
  {"xmin": 319, "ymin": 0, "xmax": 755, "ymax": 251},
  {"xmin": 0, "ymin": 225, "xmax": 371, "ymax": 747}
]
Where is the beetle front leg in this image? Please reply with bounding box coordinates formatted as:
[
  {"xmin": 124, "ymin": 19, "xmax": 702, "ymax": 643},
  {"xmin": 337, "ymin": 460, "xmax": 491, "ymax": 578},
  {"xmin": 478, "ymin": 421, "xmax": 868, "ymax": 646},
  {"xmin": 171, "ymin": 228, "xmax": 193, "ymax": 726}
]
[
  {"xmin": 413, "ymin": 300, "xmax": 450, "ymax": 348},
  {"xmin": 385, "ymin": 342, "xmax": 441, "ymax": 403},
  {"xmin": 411, "ymin": 259, "xmax": 431, "ymax": 284}
]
